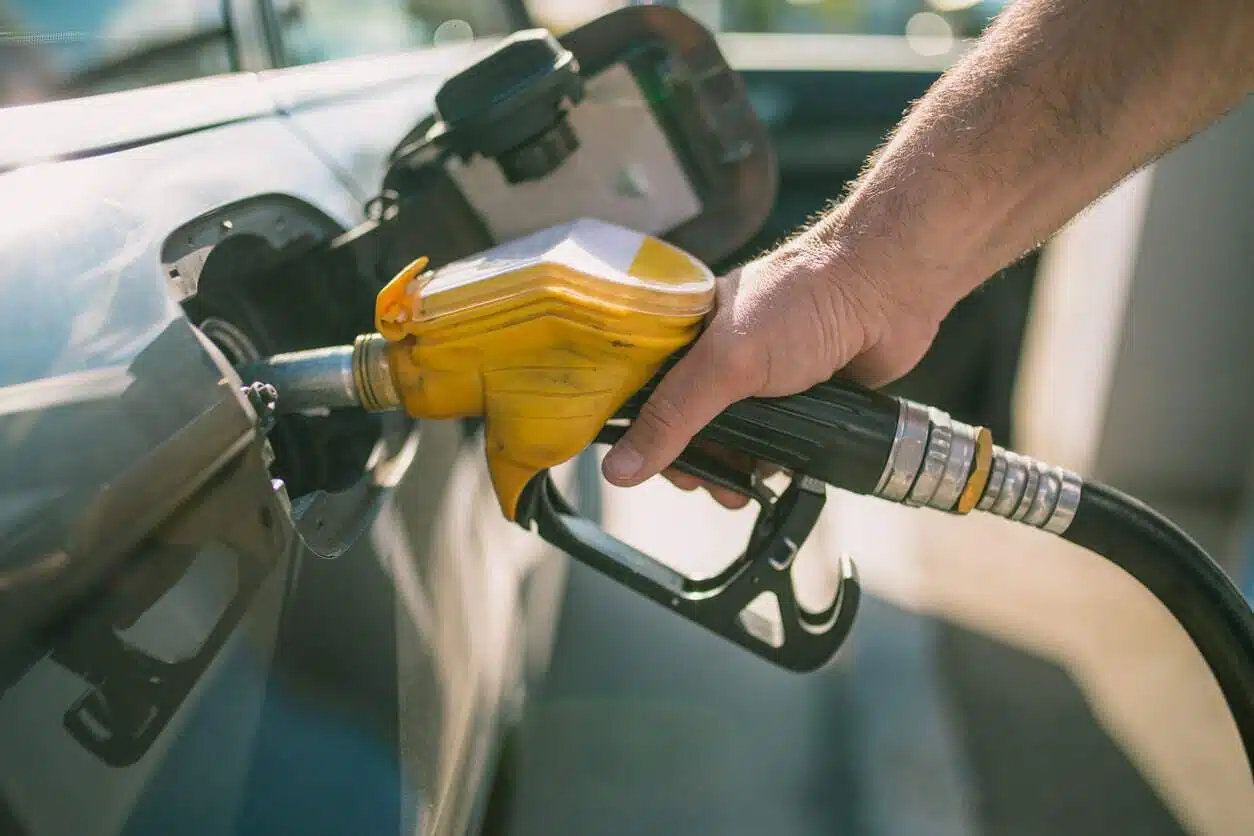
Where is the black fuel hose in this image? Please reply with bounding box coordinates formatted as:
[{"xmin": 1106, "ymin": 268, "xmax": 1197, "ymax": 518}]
[{"xmin": 1063, "ymin": 482, "xmax": 1254, "ymax": 775}]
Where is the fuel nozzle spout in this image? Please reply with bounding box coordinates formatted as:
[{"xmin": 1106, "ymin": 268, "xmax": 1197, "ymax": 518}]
[{"xmin": 236, "ymin": 333, "xmax": 402, "ymax": 416}]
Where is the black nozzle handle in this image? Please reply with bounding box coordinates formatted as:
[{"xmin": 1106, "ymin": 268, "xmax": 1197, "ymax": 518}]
[
  {"xmin": 616, "ymin": 357, "xmax": 904, "ymax": 498},
  {"xmin": 517, "ymin": 466, "xmax": 860, "ymax": 673}
]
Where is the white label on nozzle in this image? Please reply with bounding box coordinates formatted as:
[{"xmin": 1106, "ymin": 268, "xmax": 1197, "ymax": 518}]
[{"xmin": 420, "ymin": 218, "xmax": 709, "ymax": 298}]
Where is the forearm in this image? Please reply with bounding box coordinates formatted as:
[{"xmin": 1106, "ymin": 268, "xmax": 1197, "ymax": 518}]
[{"xmin": 810, "ymin": 0, "xmax": 1254, "ymax": 322}]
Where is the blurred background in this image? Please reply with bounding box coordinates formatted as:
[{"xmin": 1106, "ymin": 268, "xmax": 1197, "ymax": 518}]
[
  {"xmin": 4, "ymin": 1, "xmax": 1254, "ymax": 834},
  {"xmin": 506, "ymin": 4, "xmax": 1254, "ymax": 835}
]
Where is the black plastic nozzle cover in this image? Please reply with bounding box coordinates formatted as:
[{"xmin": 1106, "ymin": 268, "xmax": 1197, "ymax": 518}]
[
  {"xmin": 432, "ymin": 28, "xmax": 585, "ymax": 183},
  {"xmin": 615, "ymin": 355, "xmax": 903, "ymax": 497}
]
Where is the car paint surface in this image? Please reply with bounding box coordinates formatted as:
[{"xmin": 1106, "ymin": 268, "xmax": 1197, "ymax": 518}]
[{"xmin": 0, "ymin": 28, "xmax": 575, "ymax": 836}]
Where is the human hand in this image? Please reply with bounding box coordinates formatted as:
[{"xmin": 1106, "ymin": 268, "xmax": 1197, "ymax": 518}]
[
  {"xmin": 600, "ymin": 227, "xmax": 947, "ymax": 505},
  {"xmin": 660, "ymin": 440, "xmax": 780, "ymax": 510}
]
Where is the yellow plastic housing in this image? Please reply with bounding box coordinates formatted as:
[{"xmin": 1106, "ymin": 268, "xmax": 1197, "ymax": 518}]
[{"xmin": 374, "ymin": 218, "xmax": 716, "ymax": 520}]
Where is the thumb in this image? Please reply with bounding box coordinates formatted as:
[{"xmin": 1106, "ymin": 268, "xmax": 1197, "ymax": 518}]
[{"xmin": 602, "ymin": 336, "xmax": 743, "ymax": 487}]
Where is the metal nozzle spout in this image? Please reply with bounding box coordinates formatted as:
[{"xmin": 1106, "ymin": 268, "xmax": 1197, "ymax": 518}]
[{"xmin": 236, "ymin": 333, "xmax": 402, "ymax": 415}]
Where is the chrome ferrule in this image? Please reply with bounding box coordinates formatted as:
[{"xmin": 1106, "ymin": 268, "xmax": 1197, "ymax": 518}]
[
  {"xmin": 872, "ymin": 397, "xmax": 1084, "ymax": 534},
  {"xmin": 978, "ymin": 446, "xmax": 1082, "ymax": 534},
  {"xmin": 875, "ymin": 399, "xmax": 930, "ymax": 502}
]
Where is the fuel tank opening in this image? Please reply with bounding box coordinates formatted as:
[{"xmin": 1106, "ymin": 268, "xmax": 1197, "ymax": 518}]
[
  {"xmin": 199, "ymin": 317, "xmax": 262, "ymax": 367},
  {"xmin": 179, "ymin": 224, "xmax": 385, "ymax": 505}
]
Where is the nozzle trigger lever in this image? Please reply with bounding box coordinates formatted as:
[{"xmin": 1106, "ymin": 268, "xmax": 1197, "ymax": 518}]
[{"xmin": 516, "ymin": 430, "xmax": 860, "ymax": 672}]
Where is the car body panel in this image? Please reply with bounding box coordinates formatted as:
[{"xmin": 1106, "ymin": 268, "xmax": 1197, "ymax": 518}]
[
  {"xmin": 0, "ymin": 72, "xmax": 275, "ymax": 171},
  {"xmin": 0, "ymin": 112, "xmax": 359, "ymax": 652},
  {"xmin": 0, "ymin": 30, "xmax": 575, "ymax": 836},
  {"xmin": 257, "ymin": 44, "xmax": 499, "ymax": 199}
]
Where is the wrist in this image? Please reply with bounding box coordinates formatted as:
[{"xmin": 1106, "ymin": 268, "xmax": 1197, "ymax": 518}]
[{"xmin": 801, "ymin": 192, "xmax": 976, "ymax": 335}]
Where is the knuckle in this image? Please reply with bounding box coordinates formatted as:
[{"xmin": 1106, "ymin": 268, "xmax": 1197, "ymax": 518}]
[
  {"xmin": 639, "ymin": 391, "xmax": 688, "ymax": 437},
  {"xmin": 707, "ymin": 332, "xmax": 765, "ymax": 395}
]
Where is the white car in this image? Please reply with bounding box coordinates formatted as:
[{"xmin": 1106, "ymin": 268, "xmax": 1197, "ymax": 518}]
[{"xmin": 0, "ymin": 3, "xmax": 773, "ymax": 834}]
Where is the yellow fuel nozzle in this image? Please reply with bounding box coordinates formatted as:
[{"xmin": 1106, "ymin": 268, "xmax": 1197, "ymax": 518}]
[
  {"xmin": 362, "ymin": 219, "xmax": 716, "ymax": 520},
  {"xmin": 237, "ymin": 219, "xmax": 883, "ymax": 674}
]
